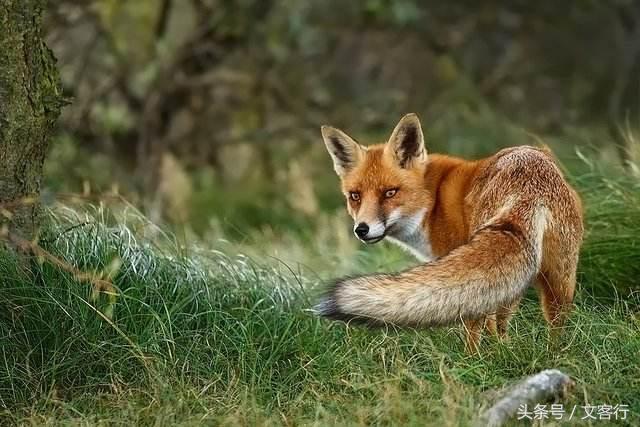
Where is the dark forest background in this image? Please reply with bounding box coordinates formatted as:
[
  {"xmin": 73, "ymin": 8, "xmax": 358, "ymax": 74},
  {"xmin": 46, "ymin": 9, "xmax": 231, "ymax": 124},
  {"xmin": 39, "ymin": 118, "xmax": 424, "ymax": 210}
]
[{"xmin": 44, "ymin": 0, "xmax": 640, "ymax": 236}]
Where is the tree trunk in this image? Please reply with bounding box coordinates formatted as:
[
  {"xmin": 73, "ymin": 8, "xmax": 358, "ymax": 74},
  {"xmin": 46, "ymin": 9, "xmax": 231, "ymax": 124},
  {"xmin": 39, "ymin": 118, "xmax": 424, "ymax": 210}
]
[{"xmin": 0, "ymin": 0, "xmax": 63, "ymax": 241}]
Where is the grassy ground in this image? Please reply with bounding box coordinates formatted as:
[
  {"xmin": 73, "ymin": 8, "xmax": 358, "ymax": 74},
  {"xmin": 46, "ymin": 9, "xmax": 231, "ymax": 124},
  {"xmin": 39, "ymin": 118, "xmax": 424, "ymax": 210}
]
[{"xmin": 1, "ymin": 166, "xmax": 639, "ymax": 426}]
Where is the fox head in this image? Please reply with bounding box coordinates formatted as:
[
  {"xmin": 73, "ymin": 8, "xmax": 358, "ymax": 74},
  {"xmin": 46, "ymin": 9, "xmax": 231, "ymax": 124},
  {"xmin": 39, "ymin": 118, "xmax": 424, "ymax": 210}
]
[{"xmin": 321, "ymin": 113, "xmax": 430, "ymax": 244}]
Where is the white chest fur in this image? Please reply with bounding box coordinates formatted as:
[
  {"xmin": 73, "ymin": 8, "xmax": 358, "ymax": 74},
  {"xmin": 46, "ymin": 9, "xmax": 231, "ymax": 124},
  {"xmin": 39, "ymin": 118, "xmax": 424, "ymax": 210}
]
[{"xmin": 385, "ymin": 208, "xmax": 435, "ymax": 262}]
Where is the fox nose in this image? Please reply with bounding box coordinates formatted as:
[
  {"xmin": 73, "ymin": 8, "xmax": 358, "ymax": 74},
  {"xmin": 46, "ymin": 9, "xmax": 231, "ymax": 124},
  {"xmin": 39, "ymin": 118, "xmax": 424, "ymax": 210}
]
[{"xmin": 354, "ymin": 223, "xmax": 369, "ymax": 238}]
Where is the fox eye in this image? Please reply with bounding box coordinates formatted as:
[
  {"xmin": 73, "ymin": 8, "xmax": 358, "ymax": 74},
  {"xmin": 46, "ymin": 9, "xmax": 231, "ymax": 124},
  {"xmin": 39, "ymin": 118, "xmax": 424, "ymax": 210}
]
[
  {"xmin": 349, "ymin": 192, "xmax": 360, "ymax": 202},
  {"xmin": 384, "ymin": 188, "xmax": 398, "ymax": 198}
]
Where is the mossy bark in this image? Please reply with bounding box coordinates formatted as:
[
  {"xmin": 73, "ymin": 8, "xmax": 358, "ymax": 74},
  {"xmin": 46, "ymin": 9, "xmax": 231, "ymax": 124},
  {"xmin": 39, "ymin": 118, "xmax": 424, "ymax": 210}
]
[{"xmin": 0, "ymin": 0, "xmax": 63, "ymax": 240}]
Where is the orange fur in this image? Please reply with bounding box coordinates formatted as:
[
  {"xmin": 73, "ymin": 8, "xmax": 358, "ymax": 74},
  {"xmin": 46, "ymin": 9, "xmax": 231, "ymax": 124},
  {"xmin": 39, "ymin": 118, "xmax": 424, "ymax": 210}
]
[{"xmin": 316, "ymin": 113, "xmax": 584, "ymax": 352}]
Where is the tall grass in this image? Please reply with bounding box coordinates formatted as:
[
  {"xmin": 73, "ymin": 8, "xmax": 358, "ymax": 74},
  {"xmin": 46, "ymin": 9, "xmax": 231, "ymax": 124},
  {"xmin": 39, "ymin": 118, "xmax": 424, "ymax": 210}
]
[
  {"xmin": 0, "ymin": 165, "xmax": 639, "ymax": 425},
  {"xmin": 573, "ymin": 160, "xmax": 640, "ymax": 298}
]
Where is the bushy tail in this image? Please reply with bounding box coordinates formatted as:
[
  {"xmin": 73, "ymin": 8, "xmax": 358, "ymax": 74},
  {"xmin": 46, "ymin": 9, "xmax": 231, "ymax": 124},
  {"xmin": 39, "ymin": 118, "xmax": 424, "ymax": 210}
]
[{"xmin": 315, "ymin": 204, "xmax": 548, "ymax": 327}]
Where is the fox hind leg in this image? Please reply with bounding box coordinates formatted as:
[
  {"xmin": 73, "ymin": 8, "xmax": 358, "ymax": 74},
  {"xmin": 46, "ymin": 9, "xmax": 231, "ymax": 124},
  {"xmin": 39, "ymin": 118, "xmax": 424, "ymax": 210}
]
[
  {"xmin": 495, "ymin": 298, "xmax": 521, "ymax": 339},
  {"xmin": 463, "ymin": 317, "xmax": 486, "ymax": 353},
  {"xmin": 536, "ymin": 268, "xmax": 576, "ymax": 332},
  {"xmin": 485, "ymin": 314, "xmax": 498, "ymax": 336}
]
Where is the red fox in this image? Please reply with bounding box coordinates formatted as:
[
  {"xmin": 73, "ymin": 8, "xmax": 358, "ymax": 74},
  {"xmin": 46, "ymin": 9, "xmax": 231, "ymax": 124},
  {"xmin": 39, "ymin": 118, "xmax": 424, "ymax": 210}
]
[{"xmin": 315, "ymin": 113, "xmax": 583, "ymax": 351}]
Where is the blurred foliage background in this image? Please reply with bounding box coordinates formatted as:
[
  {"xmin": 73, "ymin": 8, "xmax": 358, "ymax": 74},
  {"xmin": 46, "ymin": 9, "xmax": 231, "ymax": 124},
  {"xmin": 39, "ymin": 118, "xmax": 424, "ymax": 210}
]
[{"xmin": 44, "ymin": 0, "xmax": 640, "ymax": 239}]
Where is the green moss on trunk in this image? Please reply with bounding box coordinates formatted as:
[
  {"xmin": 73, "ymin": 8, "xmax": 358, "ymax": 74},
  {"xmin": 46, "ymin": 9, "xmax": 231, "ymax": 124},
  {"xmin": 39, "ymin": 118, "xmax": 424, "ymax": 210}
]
[{"xmin": 0, "ymin": 0, "xmax": 63, "ymax": 239}]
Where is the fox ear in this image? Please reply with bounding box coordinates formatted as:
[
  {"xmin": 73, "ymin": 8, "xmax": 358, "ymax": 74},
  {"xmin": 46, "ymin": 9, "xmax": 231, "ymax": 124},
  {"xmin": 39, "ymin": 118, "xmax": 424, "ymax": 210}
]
[
  {"xmin": 321, "ymin": 126, "xmax": 366, "ymax": 176},
  {"xmin": 385, "ymin": 113, "xmax": 427, "ymax": 168}
]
